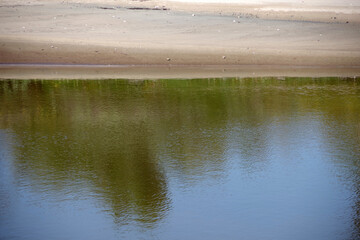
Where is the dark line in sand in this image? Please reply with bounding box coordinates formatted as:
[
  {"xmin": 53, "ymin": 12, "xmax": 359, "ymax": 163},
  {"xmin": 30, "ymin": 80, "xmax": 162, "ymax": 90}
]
[{"xmin": 126, "ymin": 7, "xmax": 169, "ymax": 11}]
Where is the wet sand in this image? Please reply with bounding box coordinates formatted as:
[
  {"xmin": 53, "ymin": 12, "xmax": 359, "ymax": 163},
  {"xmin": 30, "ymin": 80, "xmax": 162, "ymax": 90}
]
[
  {"xmin": 0, "ymin": 0, "xmax": 360, "ymax": 79},
  {"xmin": 1, "ymin": 64, "xmax": 359, "ymax": 80}
]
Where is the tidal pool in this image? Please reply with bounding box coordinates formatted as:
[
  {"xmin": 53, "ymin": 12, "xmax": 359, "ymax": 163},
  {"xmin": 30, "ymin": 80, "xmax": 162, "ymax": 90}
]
[{"xmin": 0, "ymin": 78, "xmax": 359, "ymax": 240}]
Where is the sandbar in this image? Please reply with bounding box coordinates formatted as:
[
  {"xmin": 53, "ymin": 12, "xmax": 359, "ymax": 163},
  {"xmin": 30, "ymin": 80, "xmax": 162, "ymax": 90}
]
[{"xmin": 0, "ymin": 0, "xmax": 359, "ymax": 79}]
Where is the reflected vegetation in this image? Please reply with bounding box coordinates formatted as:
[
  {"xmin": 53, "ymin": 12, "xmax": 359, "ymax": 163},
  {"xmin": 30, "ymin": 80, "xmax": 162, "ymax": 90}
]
[{"xmin": 0, "ymin": 78, "xmax": 359, "ymax": 239}]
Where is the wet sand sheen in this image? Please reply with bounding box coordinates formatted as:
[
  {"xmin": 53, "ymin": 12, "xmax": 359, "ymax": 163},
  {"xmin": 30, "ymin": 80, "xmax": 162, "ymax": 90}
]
[{"xmin": 1, "ymin": 64, "xmax": 359, "ymax": 80}]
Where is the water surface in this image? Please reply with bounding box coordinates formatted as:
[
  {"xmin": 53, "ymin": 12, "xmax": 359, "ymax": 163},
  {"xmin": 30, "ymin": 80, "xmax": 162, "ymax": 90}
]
[{"xmin": 0, "ymin": 78, "xmax": 359, "ymax": 240}]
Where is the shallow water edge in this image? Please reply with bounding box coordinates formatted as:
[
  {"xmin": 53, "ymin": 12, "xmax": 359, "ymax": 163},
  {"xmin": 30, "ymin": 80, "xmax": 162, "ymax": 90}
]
[{"xmin": 1, "ymin": 64, "xmax": 360, "ymax": 80}]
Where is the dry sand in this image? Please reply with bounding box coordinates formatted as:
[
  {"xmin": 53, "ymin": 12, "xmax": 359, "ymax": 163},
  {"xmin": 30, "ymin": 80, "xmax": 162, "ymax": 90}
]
[{"xmin": 0, "ymin": 0, "xmax": 360, "ymax": 79}]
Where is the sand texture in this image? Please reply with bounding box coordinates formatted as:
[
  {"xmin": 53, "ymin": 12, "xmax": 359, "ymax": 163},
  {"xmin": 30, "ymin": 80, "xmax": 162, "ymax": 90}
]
[{"xmin": 0, "ymin": 0, "xmax": 360, "ymax": 79}]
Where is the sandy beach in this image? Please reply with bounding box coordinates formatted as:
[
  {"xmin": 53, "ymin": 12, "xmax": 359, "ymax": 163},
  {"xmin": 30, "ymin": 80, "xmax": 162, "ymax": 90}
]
[{"xmin": 0, "ymin": 0, "xmax": 360, "ymax": 79}]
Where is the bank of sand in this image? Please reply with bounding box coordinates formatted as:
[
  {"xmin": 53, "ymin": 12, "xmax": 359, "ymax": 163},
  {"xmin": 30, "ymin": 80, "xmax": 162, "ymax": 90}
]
[{"xmin": 0, "ymin": 0, "xmax": 360, "ymax": 79}]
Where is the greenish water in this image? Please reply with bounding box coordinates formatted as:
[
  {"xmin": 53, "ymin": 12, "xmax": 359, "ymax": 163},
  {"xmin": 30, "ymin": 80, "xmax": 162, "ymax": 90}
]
[{"xmin": 0, "ymin": 78, "xmax": 359, "ymax": 240}]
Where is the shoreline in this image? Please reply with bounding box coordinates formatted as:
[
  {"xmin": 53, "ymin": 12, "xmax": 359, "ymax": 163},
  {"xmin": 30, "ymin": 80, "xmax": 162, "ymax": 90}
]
[
  {"xmin": 1, "ymin": 0, "xmax": 360, "ymax": 79},
  {"xmin": 1, "ymin": 64, "xmax": 359, "ymax": 80}
]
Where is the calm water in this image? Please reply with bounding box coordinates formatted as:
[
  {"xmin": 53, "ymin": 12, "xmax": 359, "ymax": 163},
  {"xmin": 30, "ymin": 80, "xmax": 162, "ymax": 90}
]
[{"xmin": 0, "ymin": 78, "xmax": 359, "ymax": 240}]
